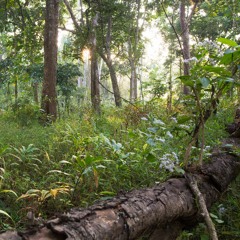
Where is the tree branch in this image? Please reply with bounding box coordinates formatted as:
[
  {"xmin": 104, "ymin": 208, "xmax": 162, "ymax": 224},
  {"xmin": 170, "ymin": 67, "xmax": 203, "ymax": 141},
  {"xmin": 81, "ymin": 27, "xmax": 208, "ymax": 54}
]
[
  {"xmin": 58, "ymin": 26, "xmax": 76, "ymax": 34},
  {"xmin": 186, "ymin": 174, "xmax": 219, "ymax": 240},
  {"xmin": 160, "ymin": 1, "xmax": 183, "ymax": 55},
  {"xmin": 62, "ymin": 0, "xmax": 80, "ymax": 30}
]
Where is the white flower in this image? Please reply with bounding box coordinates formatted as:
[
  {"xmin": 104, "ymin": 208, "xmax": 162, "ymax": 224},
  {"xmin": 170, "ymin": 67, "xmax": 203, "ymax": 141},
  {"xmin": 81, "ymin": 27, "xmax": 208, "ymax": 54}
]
[
  {"xmin": 156, "ymin": 137, "xmax": 165, "ymax": 143},
  {"xmin": 159, "ymin": 152, "xmax": 179, "ymax": 172},
  {"xmin": 179, "ymin": 124, "xmax": 190, "ymax": 130},
  {"xmin": 183, "ymin": 57, "xmax": 198, "ymax": 63},
  {"xmin": 218, "ymin": 207, "xmax": 226, "ymax": 215},
  {"xmin": 171, "ymin": 117, "xmax": 178, "ymax": 123},
  {"xmin": 153, "ymin": 119, "xmax": 165, "ymax": 125},
  {"xmin": 190, "ymin": 57, "xmax": 198, "ymax": 62},
  {"xmin": 166, "ymin": 131, "xmax": 173, "ymax": 138}
]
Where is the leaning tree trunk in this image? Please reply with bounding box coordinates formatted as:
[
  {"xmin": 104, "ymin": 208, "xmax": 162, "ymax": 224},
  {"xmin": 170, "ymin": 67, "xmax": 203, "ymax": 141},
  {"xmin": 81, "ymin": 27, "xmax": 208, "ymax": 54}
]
[
  {"xmin": 99, "ymin": 52, "xmax": 122, "ymax": 107},
  {"xmin": 1, "ymin": 136, "xmax": 240, "ymax": 240},
  {"xmin": 98, "ymin": 16, "xmax": 122, "ymax": 107}
]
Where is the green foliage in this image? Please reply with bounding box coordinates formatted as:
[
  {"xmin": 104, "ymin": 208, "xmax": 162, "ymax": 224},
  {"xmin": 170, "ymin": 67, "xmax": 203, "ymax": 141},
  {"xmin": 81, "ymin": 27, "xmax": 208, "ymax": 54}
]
[
  {"xmin": 178, "ymin": 38, "xmax": 239, "ymax": 165},
  {"xmin": 7, "ymin": 144, "xmax": 42, "ymax": 174},
  {"xmin": 0, "ymin": 99, "xmax": 237, "ymax": 235},
  {"xmin": 191, "ymin": 0, "xmax": 240, "ymax": 41},
  {"xmin": 11, "ymin": 99, "xmax": 41, "ymax": 126},
  {"xmin": 57, "ymin": 63, "xmax": 82, "ymax": 98},
  {"xmin": 0, "ymin": 58, "xmax": 13, "ymax": 85},
  {"xmin": 142, "ymin": 67, "xmax": 167, "ymax": 98}
]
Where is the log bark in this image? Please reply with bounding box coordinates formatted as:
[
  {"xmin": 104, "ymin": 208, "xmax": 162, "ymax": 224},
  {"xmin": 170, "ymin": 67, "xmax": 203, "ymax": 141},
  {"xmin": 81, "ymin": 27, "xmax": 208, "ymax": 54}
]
[{"xmin": 1, "ymin": 139, "xmax": 240, "ymax": 240}]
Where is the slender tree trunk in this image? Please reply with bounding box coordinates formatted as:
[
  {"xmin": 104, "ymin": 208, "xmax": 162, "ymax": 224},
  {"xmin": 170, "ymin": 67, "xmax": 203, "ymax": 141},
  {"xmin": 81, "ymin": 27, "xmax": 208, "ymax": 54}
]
[
  {"xmin": 167, "ymin": 62, "xmax": 173, "ymax": 114},
  {"xmin": 180, "ymin": 0, "xmax": 190, "ymax": 94},
  {"xmin": 129, "ymin": 52, "xmax": 137, "ymax": 103},
  {"xmin": 90, "ymin": 13, "xmax": 100, "ymax": 114},
  {"xmin": 106, "ymin": 59, "xmax": 122, "ymax": 107},
  {"xmin": 102, "ymin": 16, "xmax": 122, "ymax": 107},
  {"xmin": 90, "ymin": 48, "xmax": 100, "ymax": 114},
  {"xmin": 99, "ymin": 52, "xmax": 122, "ymax": 107},
  {"xmin": 14, "ymin": 76, "xmax": 18, "ymax": 103},
  {"xmin": 41, "ymin": 0, "xmax": 59, "ymax": 121},
  {"xmin": 32, "ymin": 82, "xmax": 39, "ymax": 105},
  {"xmin": 128, "ymin": 39, "xmax": 137, "ymax": 103},
  {"xmin": 128, "ymin": 0, "xmax": 141, "ymax": 103},
  {"xmin": 6, "ymin": 82, "xmax": 10, "ymax": 109}
]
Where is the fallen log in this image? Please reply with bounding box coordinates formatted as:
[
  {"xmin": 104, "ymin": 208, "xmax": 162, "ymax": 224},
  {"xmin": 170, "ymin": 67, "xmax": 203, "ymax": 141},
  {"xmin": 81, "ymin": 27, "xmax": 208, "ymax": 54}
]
[{"xmin": 1, "ymin": 138, "xmax": 240, "ymax": 240}]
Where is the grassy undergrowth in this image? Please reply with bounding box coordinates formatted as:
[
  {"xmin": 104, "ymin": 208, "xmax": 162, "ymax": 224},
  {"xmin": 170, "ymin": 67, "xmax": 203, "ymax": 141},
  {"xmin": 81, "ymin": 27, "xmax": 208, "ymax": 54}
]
[{"xmin": 0, "ymin": 101, "xmax": 239, "ymax": 239}]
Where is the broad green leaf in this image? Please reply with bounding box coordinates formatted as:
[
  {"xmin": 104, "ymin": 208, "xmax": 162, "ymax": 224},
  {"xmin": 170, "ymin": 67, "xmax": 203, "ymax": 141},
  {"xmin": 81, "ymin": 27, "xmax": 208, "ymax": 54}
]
[
  {"xmin": 215, "ymin": 219, "xmax": 224, "ymax": 224},
  {"xmin": 210, "ymin": 213, "xmax": 218, "ymax": 219},
  {"xmin": 220, "ymin": 50, "xmax": 240, "ymax": 65},
  {"xmin": 199, "ymin": 77, "xmax": 210, "ymax": 88},
  {"xmin": 217, "ymin": 38, "xmax": 238, "ymax": 47},
  {"xmin": 178, "ymin": 75, "xmax": 194, "ymax": 87},
  {"xmin": 220, "ymin": 53, "xmax": 234, "ymax": 64},
  {"xmin": 202, "ymin": 66, "xmax": 231, "ymax": 76},
  {"xmin": 177, "ymin": 116, "xmax": 191, "ymax": 124},
  {"xmin": 223, "ymin": 77, "xmax": 234, "ymax": 82}
]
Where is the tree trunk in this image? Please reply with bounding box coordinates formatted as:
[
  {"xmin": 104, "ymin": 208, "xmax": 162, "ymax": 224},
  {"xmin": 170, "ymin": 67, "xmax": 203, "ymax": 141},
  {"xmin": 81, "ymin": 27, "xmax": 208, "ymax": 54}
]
[
  {"xmin": 99, "ymin": 52, "xmax": 122, "ymax": 107},
  {"xmin": 90, "ymin": 14, "xmax": 100, "ymax": 114},
  {"xmin": 90, "ymin": 49, "xmax": 100, "ymax": 114},
  {"xmin": 167, "ymin": 62, "xmax": 173, "ymax": 114},
  {"xmin": 129, "ymin": 53, "xmax": 138, "ymax": 103},
  {"xmin": 98, "ymin": 16, "xmax": 122, "ymax": 107},
  {"xmin": 2, "ymin": 137, "xmax": 240, "ymax": 240},
  {"xmin": 14, "ymin": 76, "xmax": 18, "ymax": 103},
  {"xmin": 32, "ymin": 82, "xmax": 39, "ymax": 105},
  {"xmin": 179, "ymin": 0, "xmax": 190, "ymax": 95},
  {"xmin": 41, "ymin": 0, "xmax": 59, "ymax": 121},
  {"xmin": 128, "ymin": 0, "xmax": 141, "ymax": 103}
]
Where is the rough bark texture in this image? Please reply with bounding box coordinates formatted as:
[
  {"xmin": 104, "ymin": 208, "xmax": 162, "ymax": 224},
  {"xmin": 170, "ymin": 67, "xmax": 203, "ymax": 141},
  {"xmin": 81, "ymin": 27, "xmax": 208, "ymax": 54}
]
[
  {"xmin": 41, "ymin": 0, "xmax": 59, "ymax": 121},
  {"xmin": 1, "ymin": 139, "xmax": 240, "ymax": 240}
]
